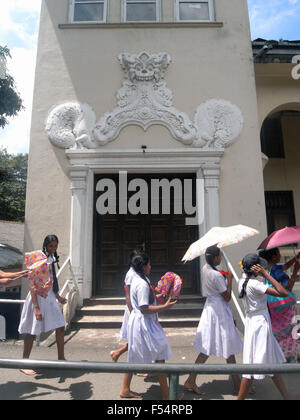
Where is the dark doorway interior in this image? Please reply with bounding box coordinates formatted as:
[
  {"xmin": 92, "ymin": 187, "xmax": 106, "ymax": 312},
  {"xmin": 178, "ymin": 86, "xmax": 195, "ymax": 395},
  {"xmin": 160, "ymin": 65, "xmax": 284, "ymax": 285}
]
[
  {"xmin": 265, "ymin": 190, "xmax": 296, "ymax": 234},
  {"xmin": 93, "ymin": 173, "xmax": 200, "ymax": 296}
]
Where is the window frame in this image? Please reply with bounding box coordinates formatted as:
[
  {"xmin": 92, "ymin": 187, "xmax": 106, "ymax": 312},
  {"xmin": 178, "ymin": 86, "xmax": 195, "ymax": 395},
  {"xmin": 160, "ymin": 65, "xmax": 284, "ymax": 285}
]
[
  {"xmin": 122, "ymin": 0, "xmax": 162, "ymax": 23},
  {"xmin": 69, "ymin": 0, "xmax": 109, "ymax": 23},
  {"xmin": 175, "ymin": 0, "xmax": 215, "ymax": 22}
]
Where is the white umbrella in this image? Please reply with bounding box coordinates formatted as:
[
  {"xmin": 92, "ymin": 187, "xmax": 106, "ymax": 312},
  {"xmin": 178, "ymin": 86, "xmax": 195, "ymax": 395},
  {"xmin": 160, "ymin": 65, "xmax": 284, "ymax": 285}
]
[
  {"xmin": 182, "ymin": 224, "xmax": 259, "ymax": 328},
  {"xmin": 182, "ymin": 225, "xmax": 259, "ymax": 262}
]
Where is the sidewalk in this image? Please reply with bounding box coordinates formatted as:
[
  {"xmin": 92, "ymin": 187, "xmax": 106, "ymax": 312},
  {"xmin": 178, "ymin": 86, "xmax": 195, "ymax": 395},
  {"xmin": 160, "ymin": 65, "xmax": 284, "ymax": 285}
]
[{"xmin": 0, "ymin": 328, "xmax": 299, "ymax": 400}]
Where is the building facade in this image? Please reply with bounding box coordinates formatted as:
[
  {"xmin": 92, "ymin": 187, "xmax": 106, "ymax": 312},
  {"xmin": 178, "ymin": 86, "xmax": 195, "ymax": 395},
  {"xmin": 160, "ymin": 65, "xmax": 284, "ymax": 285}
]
[{"xmin": 24, "ymin": 0, "xmax": 300, "ymax": 303}]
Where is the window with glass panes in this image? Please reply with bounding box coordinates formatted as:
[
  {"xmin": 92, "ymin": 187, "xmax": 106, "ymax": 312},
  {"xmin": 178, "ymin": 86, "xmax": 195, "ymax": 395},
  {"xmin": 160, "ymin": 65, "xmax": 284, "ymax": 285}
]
[
  {"xmin": 123, "ymin": 0, "xmax": 161, "ymax": 22},
  {"xmin": 175, "ymin": 0, "xmax": 214, "ymax": 21},
  {"xmin": 72, "ymin": 0, "xmax": 107, "ymax": 22}
]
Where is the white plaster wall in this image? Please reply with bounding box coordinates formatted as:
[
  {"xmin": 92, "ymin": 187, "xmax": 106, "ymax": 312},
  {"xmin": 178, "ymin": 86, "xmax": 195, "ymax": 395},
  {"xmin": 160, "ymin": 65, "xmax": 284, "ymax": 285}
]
[{"xmin": 25, "ymin": 0, "xmax": 268, "ymax": 297}]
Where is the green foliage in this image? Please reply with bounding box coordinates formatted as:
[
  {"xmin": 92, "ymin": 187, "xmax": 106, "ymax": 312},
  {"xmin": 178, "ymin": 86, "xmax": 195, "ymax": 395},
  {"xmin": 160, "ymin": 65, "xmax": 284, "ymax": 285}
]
[
  {"xmin": 0, "ymin": 148, "xmax": 28, "ymax": 222},
  {"xmin": 0, "ymin": 45, "xmax": 24, "ymax": 129}
]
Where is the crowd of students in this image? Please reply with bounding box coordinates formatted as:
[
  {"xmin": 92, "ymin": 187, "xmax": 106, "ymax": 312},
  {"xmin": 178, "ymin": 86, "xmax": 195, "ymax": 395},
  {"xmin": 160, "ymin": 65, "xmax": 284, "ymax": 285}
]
[
  {"xmin": 1, "ymin": 235, "xmax": 299, "ymax": 400},
  {"xmin": 112, "ymin": 245, "xmax": 299, "ymax": 400}
]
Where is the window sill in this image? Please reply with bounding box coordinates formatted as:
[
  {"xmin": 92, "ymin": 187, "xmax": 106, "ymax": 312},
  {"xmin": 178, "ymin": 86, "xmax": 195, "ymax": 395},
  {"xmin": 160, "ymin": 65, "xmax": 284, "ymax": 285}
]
[{"xmin": 59, "ymin": 21, "xmax": 223, "ymax": 29}]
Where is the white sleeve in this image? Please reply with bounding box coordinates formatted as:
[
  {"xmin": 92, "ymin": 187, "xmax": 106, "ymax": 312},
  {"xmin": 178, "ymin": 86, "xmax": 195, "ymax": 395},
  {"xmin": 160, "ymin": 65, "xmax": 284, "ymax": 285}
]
[
  {"xmin": 251, "ymin": 280, "xmax": 269, "ymax": 295},
  {"xmin": 136, "ymin": 281, "xmax": 150, "ymax": 307},
  {"xmin": 212, "ymin": 272, "xmax": 227, "ymax": 294},
  {"xmin": 125, "ymin": 268, "xmax": 134, "ymax": 286}
]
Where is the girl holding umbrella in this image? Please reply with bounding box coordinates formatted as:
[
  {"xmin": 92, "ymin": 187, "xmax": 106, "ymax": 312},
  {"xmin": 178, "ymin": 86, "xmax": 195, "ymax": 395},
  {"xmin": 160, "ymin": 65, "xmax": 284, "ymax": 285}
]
[{"xmin": 258, "ymin": 247, "xmax": 300, "ymax": 363}]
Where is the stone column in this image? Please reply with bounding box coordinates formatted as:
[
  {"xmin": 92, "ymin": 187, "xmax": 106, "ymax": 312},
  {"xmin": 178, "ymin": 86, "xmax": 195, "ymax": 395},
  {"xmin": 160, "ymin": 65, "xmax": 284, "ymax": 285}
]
[
  {"xmin": 69, "ymin": 166, "xmax": 89, "ymax": 307},
  {"xmin": 202, "ymin": 164, "xmax": 221, "ymax": 231},
  {"xmin": 197, "ymin": 163, "xmax": 221, "ymax": 295}
]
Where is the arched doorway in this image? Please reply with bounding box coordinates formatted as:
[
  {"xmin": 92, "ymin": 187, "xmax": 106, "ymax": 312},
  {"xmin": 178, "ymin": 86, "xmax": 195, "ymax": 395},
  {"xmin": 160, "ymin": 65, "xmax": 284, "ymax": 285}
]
[{"xmin": 260, "ymin": 103, "xmax": 300, "ymax": 235}]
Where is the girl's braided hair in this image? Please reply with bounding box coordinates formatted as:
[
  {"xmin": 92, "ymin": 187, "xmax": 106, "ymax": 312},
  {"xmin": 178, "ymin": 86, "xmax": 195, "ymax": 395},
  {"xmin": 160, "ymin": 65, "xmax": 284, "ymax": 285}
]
[
  {"xmin": 239, "ymin": 253, "xmax": 267, "ymax": 298},
  {"xmin": 205, "ymin": 246, "xmax": 221, "ymax": 271},
  {"xmin": 239, "ymin": 260, "xmax": 254, "ymax": 299},
  {"xmin": 131, "ymin": 252, "xmax": 155, "ymax": 305},
  {"xmin": 42, "ymin": 234, "xmax": 60, "ymax": 269}
]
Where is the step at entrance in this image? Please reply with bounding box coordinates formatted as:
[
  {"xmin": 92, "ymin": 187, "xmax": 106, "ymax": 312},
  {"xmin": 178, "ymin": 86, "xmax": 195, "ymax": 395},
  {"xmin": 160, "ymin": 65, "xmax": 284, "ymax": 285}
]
[{"xmin": 71, "ymin": 295, "xmax": 206, "ymax": 330}]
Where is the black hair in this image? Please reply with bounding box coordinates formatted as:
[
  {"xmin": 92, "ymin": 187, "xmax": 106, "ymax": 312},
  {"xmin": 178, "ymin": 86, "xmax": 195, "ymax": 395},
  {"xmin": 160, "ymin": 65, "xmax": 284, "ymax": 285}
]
[
  {"xmin": 42, "ymin": 234, "xmax": 60, "ymax": 269},
  {"xmin": 128, "ymin": 249, "xmax": 142, "ymax": 269},
  {"xmin": 239, "ymin": 253, "xmax": 269, "ymax": 298},
  {"xmin": 131, "ymin": 252, "xmax": 155, "ymax": 305},
  {"xmin": 239, "ymin": 277, "xmax": 250, "ymax": 299},
  {"xmin": 205, "ymin": 246, "xmax": 220, "ymax": 271},
  {"xmin": 239, "ymin": 255, "xmax": 258, "ymax": 299},
  {"xmin": 259, "ymin": 248, "xmax": 279, "ymax": 263}
]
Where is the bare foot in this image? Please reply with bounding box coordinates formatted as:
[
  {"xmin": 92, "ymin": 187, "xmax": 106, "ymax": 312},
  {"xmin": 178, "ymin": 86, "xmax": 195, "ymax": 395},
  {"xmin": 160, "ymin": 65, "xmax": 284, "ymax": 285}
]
[
  {"xmin": 184, "ymin": 382, "xmax": 205, "ymax": 395},
  {"xmin": 120, "ymin": 391, "xmax": 142, "ymax": 399},
  {"xmin": 20, "ymin": 369, "xmax": 36, "ymax": 376}
]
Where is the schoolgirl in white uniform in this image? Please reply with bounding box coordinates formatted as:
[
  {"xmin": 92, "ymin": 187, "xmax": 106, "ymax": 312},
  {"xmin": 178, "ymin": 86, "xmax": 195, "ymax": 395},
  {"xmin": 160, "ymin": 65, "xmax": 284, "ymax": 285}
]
[
  {"xmin": 18, "ymin": 235, "xmax": 67, "ymax": 376},
  {"xmin": 120, "ymin": 252, "xmax": 176, "ymax": 400},
  {"xmin": 119, "ymin": 266, "xmax": 135, "ymax": 340},
  {"xmin": 110, "ymin": 260, "xmax": 137, "ymax": 364},
  {"xmin": 184, "ymin": 246, "xmax": 242, "ymax": 395},
  {"xmin": 237, "ymin": 253, "xmax": 291, "ymax": 400}
]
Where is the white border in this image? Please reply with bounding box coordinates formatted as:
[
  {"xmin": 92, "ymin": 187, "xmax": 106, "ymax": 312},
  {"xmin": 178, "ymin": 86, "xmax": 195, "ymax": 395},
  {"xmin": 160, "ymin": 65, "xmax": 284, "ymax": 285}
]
[
  {"xmin": 69, "ymin": 0, "xmax": 109, "ymax": 23},
  {"xmin": 174, "ymin": 0, "xmax": 215, "ymax": 22},
  {"xmin": 66, "ymin": 148, "xmax": 223, "ymax": 302},
  {"xmin": 121, "ymin": 0, "xmax": 162, "ymax": 23}
]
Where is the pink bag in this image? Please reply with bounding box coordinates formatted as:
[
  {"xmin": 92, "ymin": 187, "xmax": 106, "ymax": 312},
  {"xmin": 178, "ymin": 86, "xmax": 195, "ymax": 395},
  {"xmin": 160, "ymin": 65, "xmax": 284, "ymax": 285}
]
[
  {"xmin": 156, "ymin": 272, "xmax": 183, "ymax": 299},
  {"xmin": 24, "ymin": 250, "xmax": 53, "ymax": 298}
]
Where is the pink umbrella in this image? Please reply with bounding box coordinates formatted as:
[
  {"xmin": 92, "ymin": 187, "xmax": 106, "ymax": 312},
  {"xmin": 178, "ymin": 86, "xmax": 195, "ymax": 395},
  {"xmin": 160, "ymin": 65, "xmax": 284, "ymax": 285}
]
[{"xmin": 257, "ymin": 226, "xmax": 300, "ymax": 250}]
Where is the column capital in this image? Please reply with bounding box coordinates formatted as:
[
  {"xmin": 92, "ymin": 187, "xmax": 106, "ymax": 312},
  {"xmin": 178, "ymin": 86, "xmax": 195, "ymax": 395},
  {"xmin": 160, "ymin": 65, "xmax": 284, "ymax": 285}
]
[{"xmin": 69, "ymin": 166, "xmax": 89, "ymax": 191}]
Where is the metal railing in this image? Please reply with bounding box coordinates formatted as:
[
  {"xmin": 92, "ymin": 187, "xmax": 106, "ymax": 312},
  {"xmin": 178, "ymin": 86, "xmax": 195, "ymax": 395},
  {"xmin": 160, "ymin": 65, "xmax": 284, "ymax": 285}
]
[
  {"xmin": 0, "ymin": 358, "xmax": 300, "ymax": 400},
  {"xmin": 221, "ymin": 250, "xmax": 246, "ymax": 326}
]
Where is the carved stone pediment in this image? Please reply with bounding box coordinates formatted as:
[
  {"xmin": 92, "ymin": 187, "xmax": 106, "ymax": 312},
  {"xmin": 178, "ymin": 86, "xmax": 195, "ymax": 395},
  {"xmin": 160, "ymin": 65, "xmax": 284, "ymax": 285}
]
[
  {"xmin": 93, "ymin": 51, "xmax": 197, "ymax": 145},
  {"xmin": 45, "ymin": 51, "xmax": 243, "ymax": 151}
]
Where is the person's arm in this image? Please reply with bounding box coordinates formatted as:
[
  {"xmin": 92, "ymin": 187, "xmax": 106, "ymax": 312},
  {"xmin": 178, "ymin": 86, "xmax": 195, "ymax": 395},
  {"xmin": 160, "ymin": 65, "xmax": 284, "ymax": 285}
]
[
  {"xmin": 0, "ymin": 269, "xmax": 29, "ymax": 279},
  {"xmin": 283, "ymin": 251, "xmax": 300, "ymax": 271},
  {"xmin": 0, "ymin": 277, "xmax": 14, "ymax": 286},
  {"xmin": 286, "ymin": 260, "xmax": 300, "ymax": 291},
  {"xmin": 251, "ymin": 265, "xmax": 288, "ymax": 298},
  {"xmin": 30, "ymin": 288, "xmax": 43, "ymax": 321},
  {"xmin": 139, "ymin": 297, "xmax": 177, "ymax": 315},
  {"xmin": 55, "ymin": 293, "xmax": 67, "ymax": 305},
  {"xmin": 125, "ymin": 285, "xmax": 133, "ymax": 313},
  {"xmin": 221, "ymin": 273, "xmax": 233, "ymax": 302}
]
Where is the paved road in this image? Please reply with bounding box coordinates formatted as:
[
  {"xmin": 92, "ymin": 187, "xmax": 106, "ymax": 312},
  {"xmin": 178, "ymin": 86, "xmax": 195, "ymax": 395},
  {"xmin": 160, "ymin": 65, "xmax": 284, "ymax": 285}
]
[{"xmin": 0, "ymin": 328, "xmax": 299, "ymax": 401}]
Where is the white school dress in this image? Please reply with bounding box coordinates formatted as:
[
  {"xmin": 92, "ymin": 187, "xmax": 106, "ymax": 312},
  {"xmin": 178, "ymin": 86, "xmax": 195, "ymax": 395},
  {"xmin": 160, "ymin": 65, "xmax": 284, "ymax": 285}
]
[
  {"xmin": 120, "ymin": 267, "xmax": 135, "ymax": 339},
  {"xmin": 238, "ymin": 275, "xmax": 286, "ymax": 380},
  {"xmin": 194, "ymin": 264, "xmax": 242, "ymax": 359},
  {"xmin": 127, "ymin": 272, "xmax": 172, "ymax": 364},
  {"xmin": 18, "ymin": 256, "xmax": 65, "ymax": 336}
]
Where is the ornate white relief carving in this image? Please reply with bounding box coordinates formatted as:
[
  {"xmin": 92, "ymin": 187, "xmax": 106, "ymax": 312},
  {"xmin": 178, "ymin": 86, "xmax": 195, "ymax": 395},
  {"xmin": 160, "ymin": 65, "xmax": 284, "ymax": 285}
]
[
  {"xmin": 193, "ymin": 99, "xmax": 244, "ymax": 149},
  {"xmin": 45, "ymin": 102, "xmax": 97, "ymax": 149},
  {"xmin": 45, "ymin": 53, "xmax": 244, "ymax": 151},
  {"xmin": 93, "ymin": 51, "xmax": 197, "ymax": 145}
]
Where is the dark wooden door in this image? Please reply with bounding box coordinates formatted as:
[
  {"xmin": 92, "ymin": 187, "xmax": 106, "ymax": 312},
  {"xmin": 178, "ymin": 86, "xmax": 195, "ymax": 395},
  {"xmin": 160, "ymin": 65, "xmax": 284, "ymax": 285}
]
[{"xmin": 93, "ymin": 173, "xmax": 200, "ymax": 296}]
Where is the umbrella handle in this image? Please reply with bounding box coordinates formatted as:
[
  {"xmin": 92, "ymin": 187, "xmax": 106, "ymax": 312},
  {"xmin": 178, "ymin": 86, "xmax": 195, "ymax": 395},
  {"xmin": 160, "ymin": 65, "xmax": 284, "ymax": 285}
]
[
  {"xmin": 220, "ymin": 249, "xmax": 240, "ymax": 285},
  {"xmin": 220, "ymin": 249, "xmax": 246, "ymax": 327}
]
